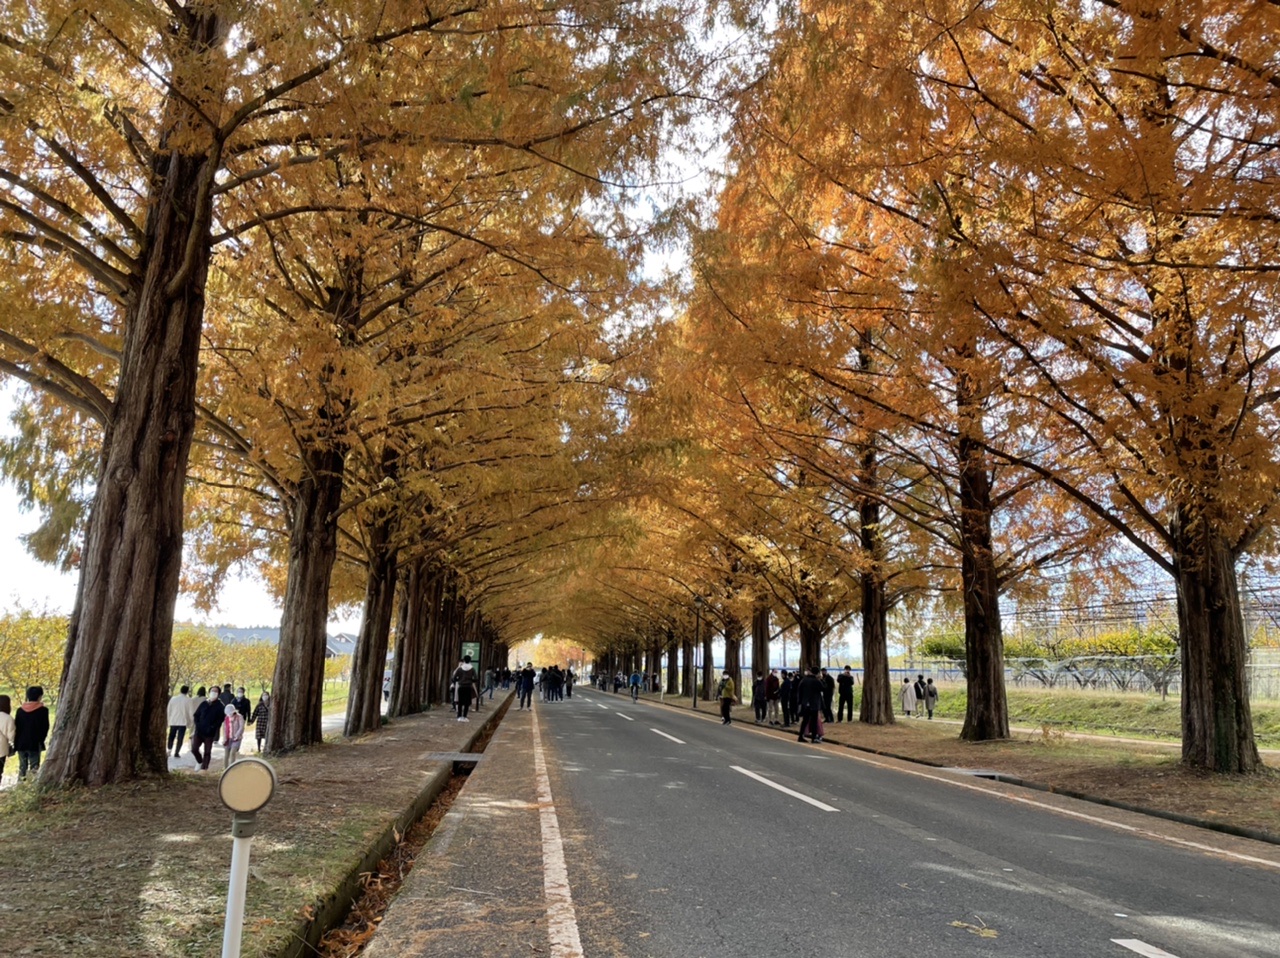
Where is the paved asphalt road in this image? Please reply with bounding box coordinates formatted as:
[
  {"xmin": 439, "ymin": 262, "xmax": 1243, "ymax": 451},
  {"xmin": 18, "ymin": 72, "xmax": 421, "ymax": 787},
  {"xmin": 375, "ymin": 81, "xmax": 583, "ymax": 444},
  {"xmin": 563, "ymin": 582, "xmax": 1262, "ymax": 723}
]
[{"xmin": 539, "ymin": 689, "xmax": 1280, "ymax": 958}]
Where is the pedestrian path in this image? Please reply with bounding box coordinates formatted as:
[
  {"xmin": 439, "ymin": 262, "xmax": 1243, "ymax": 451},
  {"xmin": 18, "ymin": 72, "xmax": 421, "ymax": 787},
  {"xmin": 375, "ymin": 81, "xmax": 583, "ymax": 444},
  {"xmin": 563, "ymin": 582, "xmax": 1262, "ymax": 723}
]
[{"xmin": 364, "ymin": 704, "xmax": 562, "ymax": 958}]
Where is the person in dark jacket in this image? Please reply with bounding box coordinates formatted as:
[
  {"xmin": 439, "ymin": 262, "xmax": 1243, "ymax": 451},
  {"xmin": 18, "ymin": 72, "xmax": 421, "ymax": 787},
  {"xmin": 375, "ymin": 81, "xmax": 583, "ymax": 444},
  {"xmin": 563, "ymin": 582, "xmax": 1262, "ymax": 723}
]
[
  {"xmin": 819, "ymin": 668, "xmax": 836, "ymax": 723},
  {"xmin": 752, "ymin": 673, "xmax": 766, "ymax": 724},
  {"xmin": 234, "ymin": 687, "xmax": 252, "ymax": 721},
  {"xmin": 778, "ymin": 671, "xmax": 794, "ymax": 727},
  {"xmin": 788, "ymin": 670, "xmax": 802, "ymax": 727},
  {"xmin": 517, "ymin": 662, "xmax": 536, "ymax": 710},
  {"xmin": 796, "ymin": 668, "xmax": 825, "ymax": 744},
  {"xmin": 192, "ymin": 686, "xmax": 224, "ymax": 771},
  {"xmin": 14, "ymin": 685, "xmax": 50, "ymax": 780},
  {"xmin": 765, "ymin": 669, "xmax": 781, "ymax": 725},
  {"xmin": 453, "ymin": 655, "xmax": 478, "ymax": 721},
  {"xmin": 218, "ymin": 682, "xmax": 234, "ymax": 707},
  {"xmin": 836, "ymin": 666, "xmax": 856, "ymax": 722},
  {"xmin": 248, "ymin": 692, "xmax": 270, "ymax": 752},
  {"xmin": 913, "ymin": 675, "xmax": 928, "ymax": 719}
]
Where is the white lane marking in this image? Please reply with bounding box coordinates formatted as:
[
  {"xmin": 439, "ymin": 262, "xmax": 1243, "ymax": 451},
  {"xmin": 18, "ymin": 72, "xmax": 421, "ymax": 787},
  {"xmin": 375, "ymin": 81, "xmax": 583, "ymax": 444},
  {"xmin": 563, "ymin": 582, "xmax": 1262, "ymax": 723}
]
[
  {"xmin": 615, "ymin": 712, "xmax": 635, "ymax": 722},
  {"xmin": 755, "ymin": 731, "xmax": 1280, "ymax": 871},
  {"xmin": 1112, "ymin": 940, "xmax": 1182, "ymax": 958},
  {"xmin": 651, "ymin": 729, "xmax": 686, "ymax": 744},
  {"xmin": 731, "ymin": 765, "xmax": 839, "ymax": 812},
  {"xmin": 834, "ymin": 753, "xmax": 1280, "ymax": 870},
  {"xmin": 531, "ymin": 708, "xmax": 584, "ymax": 957},
  {"xmin": 596, "ymin": 703, "xmax": 609, "ymax": 710}
]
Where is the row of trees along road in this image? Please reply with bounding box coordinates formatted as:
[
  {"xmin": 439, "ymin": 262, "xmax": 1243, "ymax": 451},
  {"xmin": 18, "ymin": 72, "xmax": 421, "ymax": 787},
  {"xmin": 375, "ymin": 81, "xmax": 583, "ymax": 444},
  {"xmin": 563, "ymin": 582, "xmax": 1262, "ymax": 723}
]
[
  {"xmin": 552, "ymin": 0, "xmax": 1279, "ymax": 774},
  {"xmin": 1, "ymin": 0, "xmax": 1276, "ymax": 783},
  {"xmin": 0, "ymin": 0, "xmax": 702, "ymax": 787}
]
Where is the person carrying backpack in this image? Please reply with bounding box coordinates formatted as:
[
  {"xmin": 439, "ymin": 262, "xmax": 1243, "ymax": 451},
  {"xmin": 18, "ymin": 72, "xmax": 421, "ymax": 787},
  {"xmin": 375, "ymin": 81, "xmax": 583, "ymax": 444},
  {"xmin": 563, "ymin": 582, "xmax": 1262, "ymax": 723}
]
[{"xmin": 453, "ymin": 655, "xmax": 478, "ymax": 722}]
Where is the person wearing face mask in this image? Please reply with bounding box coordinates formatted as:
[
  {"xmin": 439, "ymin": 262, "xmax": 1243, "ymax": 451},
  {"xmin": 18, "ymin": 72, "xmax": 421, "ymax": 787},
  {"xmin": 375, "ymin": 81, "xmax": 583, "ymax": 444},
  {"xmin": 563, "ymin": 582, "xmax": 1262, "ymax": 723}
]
[
  {"xmin": 248, "ymin": 692, "xmax": 271, "ymax": 753},
  {"xmin": 192, "ymin": 686, "xmax": 224, "ymax": 771}
]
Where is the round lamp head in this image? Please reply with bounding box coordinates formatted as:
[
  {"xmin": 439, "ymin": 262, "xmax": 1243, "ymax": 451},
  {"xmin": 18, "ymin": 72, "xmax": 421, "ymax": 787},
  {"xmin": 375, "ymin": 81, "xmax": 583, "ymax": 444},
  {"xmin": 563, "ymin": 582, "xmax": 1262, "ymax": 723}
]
[{"xmin": 218, "ymin": 757, "xmax": 277, "ymax": 814}]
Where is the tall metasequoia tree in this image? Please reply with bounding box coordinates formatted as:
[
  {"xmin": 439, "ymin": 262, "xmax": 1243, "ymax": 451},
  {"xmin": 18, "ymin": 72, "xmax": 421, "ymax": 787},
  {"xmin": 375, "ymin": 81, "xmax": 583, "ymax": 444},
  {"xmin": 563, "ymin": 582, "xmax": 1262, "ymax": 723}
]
[
  {"xmin": 0, "ymin": 6, "xmax": 232, "ymax": 786},
  {"xmin": 706, "ymin": 0, "xmax": 1277, "ymax": 768},
  {"xmin": 2, "ymin": 0, "xmax": 699, "ymax": 783}
]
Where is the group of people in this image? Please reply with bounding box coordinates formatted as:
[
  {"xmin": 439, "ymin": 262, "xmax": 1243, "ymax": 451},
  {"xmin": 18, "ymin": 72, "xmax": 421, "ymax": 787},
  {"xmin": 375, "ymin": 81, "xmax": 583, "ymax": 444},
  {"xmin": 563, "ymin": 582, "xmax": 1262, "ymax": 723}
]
[
  {"xmin": 166, "ymin": 683, "xmax": 271, "ymax": 771},
  {"xmin": 450, "ymin": 658, "xmax": 568, "ymax": 720},
  {"xmin": 750, "ymin": 665, "xmax": 860, "ymax": 730},
  {"xmin": 744, "ymin": 666, "xmax": 940, "ymax": 735},
  {"xmin": 536, "ymin": 665, "xmax": 574, "ymax": 702},
  {"xmin": 0, "ymin": 686, "xmax": 50, "ymax": 781},
  {"xmin": 901, "ymin": 674, "xmax": 939, "ymax": 719}
]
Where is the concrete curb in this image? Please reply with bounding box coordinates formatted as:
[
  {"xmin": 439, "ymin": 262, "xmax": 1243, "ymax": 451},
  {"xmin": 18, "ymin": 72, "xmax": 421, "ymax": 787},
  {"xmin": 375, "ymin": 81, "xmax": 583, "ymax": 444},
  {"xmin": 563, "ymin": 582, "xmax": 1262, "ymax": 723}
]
[
  {"xmin": 648, "ymin": 695, "xmax": 1280, "ymax": 849},
  {"xmin": 273, "ymin": 695, "xmax": 512, "ymax": 958}
]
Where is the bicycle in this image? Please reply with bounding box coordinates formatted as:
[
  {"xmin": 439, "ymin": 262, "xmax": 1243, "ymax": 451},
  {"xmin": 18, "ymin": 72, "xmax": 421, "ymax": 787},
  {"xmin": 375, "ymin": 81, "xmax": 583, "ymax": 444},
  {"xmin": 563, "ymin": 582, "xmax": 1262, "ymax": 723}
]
[{"xmin": 630, "ymin": 683, "xmax": 641, "ymax": 702}]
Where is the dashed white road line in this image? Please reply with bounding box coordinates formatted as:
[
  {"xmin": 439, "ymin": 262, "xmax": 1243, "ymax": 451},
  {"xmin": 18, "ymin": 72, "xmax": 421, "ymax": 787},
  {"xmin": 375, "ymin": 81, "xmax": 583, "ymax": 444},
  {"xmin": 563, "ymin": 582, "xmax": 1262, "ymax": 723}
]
[
  {"xmin": 615, "ymin": 712, "xmax": 635, "ymax": 721},
  {"xmin": 596, "ymin": 703, "xmax": 609, "ymax": 710},
  {"xmin": 1112, "ymin": 940, "xmax": 1181, "ymax": 958},
  {"xmin": 651, "ymin": 728, "xmax": 686, "ymax": 744},
  {"xmin": 731, "ymin": 765, "xmax": 839, "ymax": 812},
  {"xmin": 531, "ymin": 707, "xmax": 584, "ymax": 957},
  {"xmin": 835, "ymin": 750, "xmax": 1280, "ymax": 871}
]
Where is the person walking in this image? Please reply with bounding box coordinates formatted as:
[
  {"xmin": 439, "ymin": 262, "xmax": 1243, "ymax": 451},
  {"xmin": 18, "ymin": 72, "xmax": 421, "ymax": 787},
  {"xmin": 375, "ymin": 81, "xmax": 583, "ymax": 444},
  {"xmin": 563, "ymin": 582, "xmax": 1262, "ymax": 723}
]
[
  {"xmin": 167, "ymin": 685, "xmax": 195, "ymax": 757},
  {"xmin": 0, "ymin": 695, "xmax": 15, "ymax": 782},
  {"xmin": 913, "ymin": 675, "xmax": 928, "ymax": 719},
  {"xmin": 796, "ymin": 668, "xmax": 825, "ymax": 744},
  {"xmin": 453, "ymin": 654, "xmax": 478, "ymax": 721},
  {"xmin": 223, "ymin": 704, "xmax": 245, "ymax": 769},
  {"xmin": 718, "ymin": 671, "xmax": 736, "ymax": 725},
  {"xmin": 249, "ymin": 692, "xmax": 270, "ymax": 752},
  {"xmin": 234, "ymin": 687, "xmax": 252, "ymax": 721},
  {"xmin": 14, "ymin": 686, "xmax": 50, "ymax": 780},
  {"xmin": 765, "ymin": 669, "xmax": 781, "ymax": 726},
  {"xmin": 483, "ymin": 667, "xmax": 496, "ymax": 702},
  {"xmin": 836, "ymin": 666, "xmax": 855, "ymax": 722},
  {"xmin": 924, "ymin": 678, "xmax": 939, "ymax": 719},
  {"xmin": 192, "ymin": 686, "xmax": 223, "ymax": 771},
  {"xmin": 751, "ymin": 672, "xmax": 766, "ymax": 724},
  {"xmin": 218, "ymin": 682, "xmax": 234, "ymax": 707},
  {"xmin": 900, "ymin": 676, "xmax": 917, "ymax": 717},
  {"xmin": 565, "ymin": 668, "xmax": 575, "ymax": 698},
  {"xmin": 518, "ymin": 662, "xmax": 536, "ymax": 709},
  {"xmin": 819, "ymin": 668, "xmax": 835, "ymax": 724}
]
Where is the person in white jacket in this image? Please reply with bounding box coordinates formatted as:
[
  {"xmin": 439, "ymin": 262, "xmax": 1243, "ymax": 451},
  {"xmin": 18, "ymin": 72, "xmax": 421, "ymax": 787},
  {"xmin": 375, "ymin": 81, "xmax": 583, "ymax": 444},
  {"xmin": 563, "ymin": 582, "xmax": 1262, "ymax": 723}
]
[
  {"xmin": 167, "ymin": 685, "xmax": 197, "ymax": 758},
  {"xmin": 900, "ymin": 676, "xmax": 917, "ymax": 718},
  {"xmin": 0, "ymin": 694, "xmax": 15, "ymax": 781}
]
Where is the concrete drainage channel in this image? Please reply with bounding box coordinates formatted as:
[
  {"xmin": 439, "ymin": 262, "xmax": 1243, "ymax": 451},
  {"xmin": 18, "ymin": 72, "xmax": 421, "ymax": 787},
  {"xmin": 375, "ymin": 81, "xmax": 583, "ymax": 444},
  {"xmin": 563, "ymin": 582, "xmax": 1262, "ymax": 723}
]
[{"xmin": 275, "ymin": 698, "xmax": 510, "ymax": 958}]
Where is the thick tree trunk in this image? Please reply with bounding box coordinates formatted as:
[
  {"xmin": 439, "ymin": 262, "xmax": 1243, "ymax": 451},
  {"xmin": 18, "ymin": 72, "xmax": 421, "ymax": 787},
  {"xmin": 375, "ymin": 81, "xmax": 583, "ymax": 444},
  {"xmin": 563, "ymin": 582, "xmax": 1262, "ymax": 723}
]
[
  {"xmin": 956, "ymin": 381, "xmax": 1009, "ymax": 742},
  {"xmin": 723, "ymin": 614, "xmax": 743, "ymax": 702},
  {"xmin": 419, "ymin": 572, "xmax": 446, "ymax": 706},
  {"xmin": 42, "ymin": 28, "xmax": 224, "ymax": 786},
  {"xmin": 859, "ymin": 501, "xmax": 893, "ymax": 725},
  {"xmin": 344, "ymin": 519, "xmax": 398, "ymax": 736},
  {"xmin": 389, "ymin": 558, "xmax": 427, "ymax": 717},
  {"xmin": 1173, "ymin": 507, "xmax": 1260, "ymax": 772},
  {"xmin": 681, "ymin": 635, "xmax": 694, "ymax": 697},
  {"xmin": 751, "ymin": 601, "xmax": 771, "ymax": 679},
  {"xmin": 267, "ymin": 441, "xmax": 347, "ymax": 752},
  {"xmin": 701, "ymin": 618, "xmax": 715, "ymax": 701},
  {"xmin": 665, "ymin": 630, "xmax": 680, "ymax": 694},
  {"xmin": 797, "ymin": 617, "xmax": 824, "ymax": 673}
]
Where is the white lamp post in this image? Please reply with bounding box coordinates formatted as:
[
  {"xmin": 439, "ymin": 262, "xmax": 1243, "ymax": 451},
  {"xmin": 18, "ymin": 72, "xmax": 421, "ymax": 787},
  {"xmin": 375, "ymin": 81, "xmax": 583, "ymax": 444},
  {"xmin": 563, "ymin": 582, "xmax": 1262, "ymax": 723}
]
[{"xmin": 218, "ymin": 757, "xmax": 277, "ymax": 958}]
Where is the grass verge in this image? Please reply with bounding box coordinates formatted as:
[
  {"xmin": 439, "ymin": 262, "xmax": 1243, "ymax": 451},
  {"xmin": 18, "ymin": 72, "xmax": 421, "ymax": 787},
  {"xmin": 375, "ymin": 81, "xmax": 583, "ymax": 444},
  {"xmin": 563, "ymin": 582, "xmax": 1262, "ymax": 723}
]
[{"xmin": 0, "ymin": 703, "xmax": 497, "ymax": 958}]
